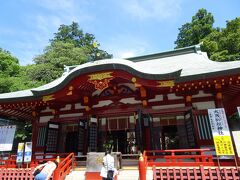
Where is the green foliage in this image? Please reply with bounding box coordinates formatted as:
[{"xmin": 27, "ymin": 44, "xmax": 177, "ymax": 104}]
[
  {"xmin": 32, "ymin": 22, "xmax": 112, "ymax": 83},
  {"xmin": 0, "ymin": 49, "xmax": 22, "ymax": 93},
  {"xmin": 175, "ymin": 9, "xmax": 240, "ymax": 62},
  {"xmin": 175, "ymin": 8, "xmax": 214, "ymax": 48},
  {"xmin": 50, "ymin": 22, "xmax": 112, "ymax": 61},
  {"xmin": 15, "ymin": 122, "xmax": 32, "ymax": 141},
  {"xmin": 0, "ymin": 48, "xmax": 20, "ymax": 76},
  {"xmin": 201, "ymin": 17, "xmax": 240, "ymax": 61}
]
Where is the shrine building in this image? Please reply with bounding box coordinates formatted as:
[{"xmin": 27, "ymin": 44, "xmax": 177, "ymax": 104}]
[{"xmin": 0, "ymin": 45, "xmax": 240, "ymax": 155}]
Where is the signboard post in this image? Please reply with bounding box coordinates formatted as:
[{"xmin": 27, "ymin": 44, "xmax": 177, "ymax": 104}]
[
  {"xmin": 232, "ymin": 131, "xmax": 240, "ymax": 158},
  {"xmin": 24, "ymin": 142, "xmax": 32, "ymax": 167},
  {"xmin": 208, "ymin": 108, "xmax": 238, "ymax": 176},
  {"xmin": 0, "ymin": 125, "xmax": 16, "ymax": 151},
  {"xmin": 208, "ymin": 108, "xmax": 234, "ymax": 156},
  {"xmin": 16, "ymin": 142, "xmax": 25, "ymax": 166}
]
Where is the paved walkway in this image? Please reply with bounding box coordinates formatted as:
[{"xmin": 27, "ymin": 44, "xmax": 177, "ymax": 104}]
[{"xmin": 65, "ymin": 168, "xmax": 153, "ymax": 180}]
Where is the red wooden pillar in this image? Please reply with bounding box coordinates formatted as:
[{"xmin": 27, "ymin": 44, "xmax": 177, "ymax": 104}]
[
  {"xmin": 139, "ymin": 153, "xmax": 146, "ymax": 180},
  {"xmin": 215, "ymin": 84, "xmax": 224, "ymax": 108}
]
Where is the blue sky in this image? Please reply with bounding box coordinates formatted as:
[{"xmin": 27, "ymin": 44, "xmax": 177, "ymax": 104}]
[{"xmin": 0, "ymin": 0, "xmax": 239, "ymax": 65}]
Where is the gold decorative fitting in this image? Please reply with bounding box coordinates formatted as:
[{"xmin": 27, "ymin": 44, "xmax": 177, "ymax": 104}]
[
  {"xmin": 85, "ymin": 106, "xmax": 90, "ymax": 111},
  {"xmin": 67, "ymin": 91, "xmax": 72, "ymax": 96},
  {"xmin": 230, "ymin": 78, "xmax": 232, "ymax": 81},
  {"xmin": 142, "ymin": 100, "xmax": 147, "ymax": 106},
  {"xmin": 139, "ymin": 153, "xmax": 144, "ymax": 161},
  {"xmin": 157, "ymin": 80, "xmax": 175, "ymax": 87},
  {"xmin": 216, "ymin": 92, "xmax": 222, "ymax": 100},
  {"xmin": 186, "ymin": 96, "xmax": 192, "ymax": 102},
  {"xmin": 84, "ymin": 96, "xmax": 89, "ymax": 103},
  {"xmin": 222, "ymin": 79, "xmax": 224, "ymax": 82},
  {"xmin": 88, "ymin": 72, "xmax": 114, "ymax": 90},
  {"xmin": 88, "ymin": 72, "xmax": 113, "ymax": 81},
  {"xmin": 131, "ymin": 77, "xmax": 136, "ymax": 83},
  {"xmin": 42, "ymin": 95, "xmax": 55, "ymax": 102}
]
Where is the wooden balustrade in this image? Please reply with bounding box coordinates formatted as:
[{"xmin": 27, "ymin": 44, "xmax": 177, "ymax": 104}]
[
  {"xmin": 153, "ymin": 166, "xmax": 240, "ymax": 180},
  {"xmin": 139, "ymin": 149, "xmax": 240, "ymax": 180},
  {"xmin": 143, "ymin": 149, "xmax": 214, "ymax": 167},
  {"xmin": 53, "ymin": 152, "xmax": 74, "ymax": 180},
  {"xmin": 0, "ymin": 153, "xmax": 74, "ymax": 180}
]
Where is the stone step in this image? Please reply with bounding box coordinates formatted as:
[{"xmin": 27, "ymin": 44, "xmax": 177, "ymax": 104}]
[{"xmin": 65, "ymin": 168, "xmax": 153, "ymax": 180}]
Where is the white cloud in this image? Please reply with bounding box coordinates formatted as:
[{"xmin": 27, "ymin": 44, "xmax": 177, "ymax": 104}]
[
  {"xmin": 119, "ymin": 0, "xmax": 182, "ymax": 20},
  {"xmin": 119, "ymin": 51, "xmax": 136, "ymax": 58}
]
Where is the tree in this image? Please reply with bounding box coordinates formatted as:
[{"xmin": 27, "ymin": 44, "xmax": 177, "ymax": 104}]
[
  {"xmin": 32, "ymin": 22, "xmax": 112, "ymax": 83},
  {"xmin": 0, "ymin": 48, "xmax": 21, "ymax": 93},
  {"xmin": 175, "ymin": 9, "xmax": 240, "ymax": 62},
  {"xmin": 50, "ymin": 22, "xmax": 112, "ymax": 61},
  {"xmin": 201, "ymin": 17, "xmax": 240, "ymax": 61},
  {"xmin": 175, "ymin": 8, "xmax": 214, "ymax": 48},
  {"xmin": 33, "ymin": 41, "xmax": 90, "ymax": 83}
]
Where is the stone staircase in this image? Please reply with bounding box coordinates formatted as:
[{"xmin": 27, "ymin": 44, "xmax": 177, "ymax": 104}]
[{"xmin": 65, "ymin": 167, "xmax": 153, "ymax": 180}]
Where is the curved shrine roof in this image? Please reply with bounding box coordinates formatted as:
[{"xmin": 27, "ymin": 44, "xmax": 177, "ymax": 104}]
[{"xmin": 0, "ymin": 45, "xmax": 240, "ymax": 102}]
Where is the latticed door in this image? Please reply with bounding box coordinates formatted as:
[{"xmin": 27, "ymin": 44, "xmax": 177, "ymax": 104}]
[
  {"xmin": 184, "ymin": 110, "xmax": 197, "ymax": 148},
  {"xmin": 45, "ymin": 122, "xmax": 60, "ymax": 153}
]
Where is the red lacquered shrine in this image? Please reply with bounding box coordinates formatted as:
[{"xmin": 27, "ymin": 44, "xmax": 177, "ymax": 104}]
[{"xmin": 0, "ymin": 45, "xmax": 240, "ymax": 156}]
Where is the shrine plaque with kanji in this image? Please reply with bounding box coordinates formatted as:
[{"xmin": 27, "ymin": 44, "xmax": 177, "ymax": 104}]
[{"xmin": 208, "ymin": 108, "xmax": 234, "ymax": 156}]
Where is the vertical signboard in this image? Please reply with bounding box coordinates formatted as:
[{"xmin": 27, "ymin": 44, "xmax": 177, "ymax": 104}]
[
  {"xmin": 232, "ymin": 131, "xmax": 240, "ymax": 158},
  {"xmin": 16, "ymin": 143, "xmax": 25, "ymax": 163},
  {"xmin": 208, "ymin": 108, "xmax": 234, "ymax": 156},
  {"xmin": 24, "ymin": 142, "xmax": 32, "ymax": 163},
  {"xmin": 0, "ymin": 125, "xmax": 16, "ymax": 151},
  {"xmin": 237, "ymin": 107, "xmax": 240, "ymax": 117}
]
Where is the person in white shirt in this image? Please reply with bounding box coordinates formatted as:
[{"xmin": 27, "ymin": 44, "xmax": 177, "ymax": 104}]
[
  {"xmin": 33, "ymin": 157, "xmax": 60, "ymax": 180},
  {"xmin": 100, "ymin": 150, "xmax": 117, "ymax": 180}
]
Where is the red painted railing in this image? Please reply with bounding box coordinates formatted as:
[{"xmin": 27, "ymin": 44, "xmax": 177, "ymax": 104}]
[
  {"xmin": 0, "ymin": 153, "xmax": 70, "ymax": 168},
  {"xmin": 0, "ymin": 153, "xmax": 74, "ymax": 180},
  {"xmin": 0, "ymin": 167, "xmax": 35, "ymax": 179},
  {"xmin": 139, "ymin": 149, "xmax": 240, "ymax": 180},
  {"xmin": 144, "ymin": 149, "xmax": 214, "ymax": 167},
  {"xmin": 153, "ymin": 166, "xmax": 240, "ymax": 180},
  {"xmin": 53, "ymin": 152, "xmax": 74, "ymax": 180}
]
